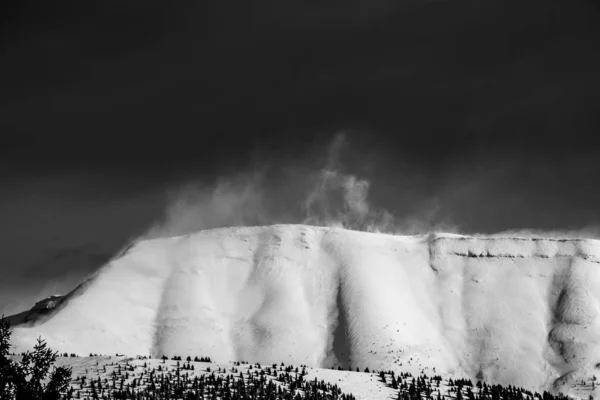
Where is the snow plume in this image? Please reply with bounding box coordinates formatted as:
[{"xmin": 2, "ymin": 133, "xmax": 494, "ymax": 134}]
[
  {"xmin": 142, "ymin": 170, "xmax": 270, "ymax": 240},
  {"xmin": 301, "ymin": 133, "xmax": 454, "ymax": 234},
  {"xmin": 301, "ymin": 168, "xmax": 456, "ymax": 234},
  {"xmin": 301, "ymin": 133, "xmax": 387, "ymax": 231},
  {"xmin": 140, "ymin": 132, "xmax": 456, "ymax": 240},
  {"xmin": 302, "ymin": 168, "xmax": 394, "ymax": 232}
]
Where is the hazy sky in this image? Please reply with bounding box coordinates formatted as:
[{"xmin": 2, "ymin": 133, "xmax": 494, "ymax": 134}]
[{"xmin": 1, "ymin": 0, "xmax": 600, "ymax": 316}]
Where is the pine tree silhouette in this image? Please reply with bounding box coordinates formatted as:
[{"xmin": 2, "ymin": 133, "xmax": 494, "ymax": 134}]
[{"xmin": 0, "ymin": 316, "xmax": 72, "ymax": 400}]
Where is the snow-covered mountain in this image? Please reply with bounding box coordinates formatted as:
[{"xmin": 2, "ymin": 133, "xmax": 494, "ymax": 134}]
[{"xmin": 8, "ymin": 225, "xmax": 600, "ymax": 393}]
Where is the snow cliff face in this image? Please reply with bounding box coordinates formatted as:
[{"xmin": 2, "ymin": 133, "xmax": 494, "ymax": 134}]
[{"xmin": 9, "ymin": 225, "xmax": 600, "ymax": 392}]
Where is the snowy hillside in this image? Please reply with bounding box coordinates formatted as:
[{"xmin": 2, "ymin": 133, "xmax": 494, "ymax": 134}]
[{"xmin": 8, "ymin": 225, "xmax": 600, "ymax": 394}]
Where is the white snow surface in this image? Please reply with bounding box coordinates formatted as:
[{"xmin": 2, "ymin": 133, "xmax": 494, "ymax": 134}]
[{"xmin": 9, "ymin": 224, "xmax": 600, "ymax": 393}]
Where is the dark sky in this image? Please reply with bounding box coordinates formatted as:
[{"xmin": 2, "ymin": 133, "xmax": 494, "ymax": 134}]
[{"xmin": 1, "ymin": 0, "xmax": 600, "ymax": 316}]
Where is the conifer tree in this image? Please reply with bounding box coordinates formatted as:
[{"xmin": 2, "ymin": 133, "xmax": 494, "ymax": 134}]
[
  {"xmin": 1, "ymin": 315, "xmax": 16, "ymax": 399},
  {"xmin": 0, "ymin": 317, "xmax": 72, "ymax": 400}
]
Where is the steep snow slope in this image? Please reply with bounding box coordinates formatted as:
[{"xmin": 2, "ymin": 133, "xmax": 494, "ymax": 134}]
[{"xmin": 9, "ymin": 225, "xmax": 600, "ymax": 393}]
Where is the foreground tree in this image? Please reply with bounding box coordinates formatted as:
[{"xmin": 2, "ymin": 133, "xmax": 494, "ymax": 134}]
[
  {"xmin": 1, "ymin": 316, "xmax": 16, "ymax": 398},
  {"xmin": 0, "ymin": 316, "xmax": 72, "ymax": 400}
]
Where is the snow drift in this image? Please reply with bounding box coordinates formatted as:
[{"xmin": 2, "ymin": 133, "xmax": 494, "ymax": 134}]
[{"xmin": 8, "ymin": 225, "xmax": 600, "ymax": 392}]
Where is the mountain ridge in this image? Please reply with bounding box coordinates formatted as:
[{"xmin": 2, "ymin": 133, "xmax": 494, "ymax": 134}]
[{"xmin": 8, "ymin": 224, "xmax": 600, "ymax": 394}]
